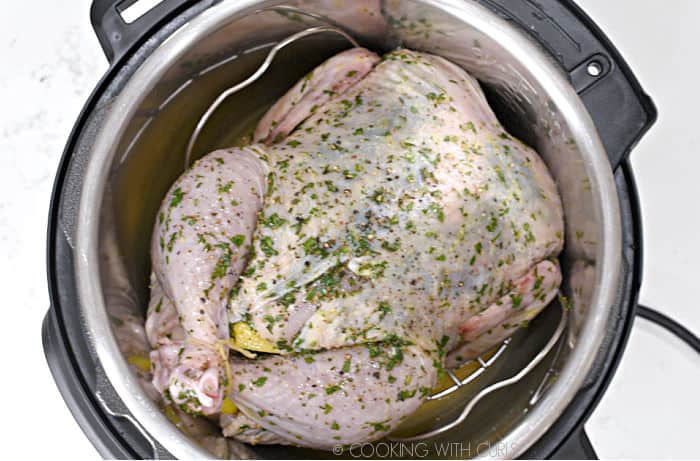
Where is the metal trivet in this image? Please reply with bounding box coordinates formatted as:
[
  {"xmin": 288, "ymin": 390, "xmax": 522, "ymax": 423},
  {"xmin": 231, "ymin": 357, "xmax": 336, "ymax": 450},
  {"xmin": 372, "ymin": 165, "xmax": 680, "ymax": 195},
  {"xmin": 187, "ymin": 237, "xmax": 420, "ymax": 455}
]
[
  {"xmin": 184, "ymin": 24, "xmax": 359, "ymax": 167},
  {"xmin": 428, "ymin": 338, "xmax": 512, "ymax": 401},
  {"xmin": 391, "ymin": 307, "xmax": 568, "ymax": 442}
]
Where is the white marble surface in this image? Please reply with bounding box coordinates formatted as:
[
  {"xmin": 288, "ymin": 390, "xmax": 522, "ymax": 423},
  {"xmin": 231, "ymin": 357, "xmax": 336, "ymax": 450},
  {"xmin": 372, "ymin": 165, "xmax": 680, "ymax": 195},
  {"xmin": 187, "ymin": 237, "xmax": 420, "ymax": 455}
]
[
  {"xmin": 0, "ymin": 0, "xmax": 697, "ymax": 459},
  {"xmin": 1, "ymin": 1, "xmax": 106, "ymax": 459}
]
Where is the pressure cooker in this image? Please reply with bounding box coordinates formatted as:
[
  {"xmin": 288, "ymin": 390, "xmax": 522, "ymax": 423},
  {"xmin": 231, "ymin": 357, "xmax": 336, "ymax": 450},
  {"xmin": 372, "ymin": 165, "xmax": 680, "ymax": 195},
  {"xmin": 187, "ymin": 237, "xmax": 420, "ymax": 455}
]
[{"xmin": 42, "ymin": 0, "xmax": 657, "ymax": 458}]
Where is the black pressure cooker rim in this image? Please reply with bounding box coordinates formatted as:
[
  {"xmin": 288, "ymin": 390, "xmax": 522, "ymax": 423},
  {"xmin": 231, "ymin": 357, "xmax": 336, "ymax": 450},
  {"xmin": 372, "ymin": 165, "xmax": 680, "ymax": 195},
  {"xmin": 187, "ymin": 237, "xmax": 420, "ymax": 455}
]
[{"xmin": 42, "ymin": 0, "xmax": 655, "ymax": 458}]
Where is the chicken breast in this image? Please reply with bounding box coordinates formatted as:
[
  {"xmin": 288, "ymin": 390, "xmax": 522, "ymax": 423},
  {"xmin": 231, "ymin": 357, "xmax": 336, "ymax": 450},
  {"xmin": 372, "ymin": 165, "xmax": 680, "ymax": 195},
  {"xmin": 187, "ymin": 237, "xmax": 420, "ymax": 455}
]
[{"xmin": 232, "ymin": 48, "xmax": 563, "ymax": 355}]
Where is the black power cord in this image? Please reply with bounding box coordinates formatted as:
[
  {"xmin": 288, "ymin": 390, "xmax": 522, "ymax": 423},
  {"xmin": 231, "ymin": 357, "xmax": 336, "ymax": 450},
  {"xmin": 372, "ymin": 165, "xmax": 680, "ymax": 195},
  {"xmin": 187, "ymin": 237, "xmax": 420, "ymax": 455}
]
[{"xmin": 637, "ymin": 305, "xmax": 700, "ymax": 354}]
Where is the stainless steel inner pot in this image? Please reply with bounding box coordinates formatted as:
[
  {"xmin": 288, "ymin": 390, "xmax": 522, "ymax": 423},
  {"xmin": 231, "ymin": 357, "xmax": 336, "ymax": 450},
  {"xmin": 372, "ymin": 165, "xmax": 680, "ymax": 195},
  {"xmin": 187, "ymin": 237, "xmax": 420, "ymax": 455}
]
[{"xmin": 74, "ymin": 0, "xmax": 622, "ymax": 458}]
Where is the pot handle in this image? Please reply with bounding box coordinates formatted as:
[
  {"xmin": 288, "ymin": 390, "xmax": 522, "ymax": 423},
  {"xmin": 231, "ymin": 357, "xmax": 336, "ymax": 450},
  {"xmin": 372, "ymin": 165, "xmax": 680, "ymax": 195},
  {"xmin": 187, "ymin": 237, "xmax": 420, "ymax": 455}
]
[
  {"xmin": 90, "ymin": 0, "xmax": 195, "ymax": 63},
  {"xmin": 551, "ymin": 427, "xmax": 598, "ymax": 459},
  {"xmin": 479, "ymin": 0, "xmax": 657, "ymax": 169}
]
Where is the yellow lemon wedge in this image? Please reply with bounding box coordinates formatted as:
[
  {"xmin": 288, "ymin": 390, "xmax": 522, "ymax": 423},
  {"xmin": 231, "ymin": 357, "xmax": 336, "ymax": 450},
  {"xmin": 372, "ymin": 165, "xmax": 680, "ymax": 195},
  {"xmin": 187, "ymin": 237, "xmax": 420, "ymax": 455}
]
[
  {"xmin": 127, "ymin": 355, "xmax": 151, "ymax": 372},
  {"xmin": 164, "ymin": 405, "xmax": 181, "ymax": 425},
  {"xmin": 221, "ymin": 397, "xmax": 239, "ymax": 415},
  {"xmin": 231, "ymin": 322, "xmax": 280, "ymax": 354}
]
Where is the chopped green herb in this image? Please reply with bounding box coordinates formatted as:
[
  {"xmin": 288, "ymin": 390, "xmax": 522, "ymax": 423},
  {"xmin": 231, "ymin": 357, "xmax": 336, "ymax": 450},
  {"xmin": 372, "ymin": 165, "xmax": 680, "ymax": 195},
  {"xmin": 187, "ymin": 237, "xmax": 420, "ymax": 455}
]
[
  {"xmin": 218, "ymin": 180, "xmax": 234, "ymax": 194},
  {"xmin": 261, "ymin": 213, "xmax": 287, "ymax": 229},
  {"xmin": 378, "ymin": 301, "xmax": 392, "ymax": 320},
  {"xmin": 371, "ymin": 188, "xmax": 386, "ymax": 204},
  {"xmin": 370, "ymin": 422, "xmax": 391, "ymax": 433},
  {"xmin": 325, "ymin": 384, "xmax": 341, "ymax": 395},
  {"xmin": 381, "ymin": 238, "xmax": 401, "ymax": 252},
  {"xmin": 260, "ymin": 237, "xmax": 278, "ymax": 256},
  {"xmin": 280, "ymin": 291, "xmax": 296, "ymax": 307},
  {"xmin": 169, "ymin": 188, "xmax": 185, "ymax": 208},
  {"xmin": 486, "ymin": 216, "xmax": 498, "ymax": 233},
  {"xmin": 534, "ymin": 275, "xmax": 544, "ymax": 290},
  {"xmin": 511, "ymin": 293, "xmax": 523, "ymax": 308}
]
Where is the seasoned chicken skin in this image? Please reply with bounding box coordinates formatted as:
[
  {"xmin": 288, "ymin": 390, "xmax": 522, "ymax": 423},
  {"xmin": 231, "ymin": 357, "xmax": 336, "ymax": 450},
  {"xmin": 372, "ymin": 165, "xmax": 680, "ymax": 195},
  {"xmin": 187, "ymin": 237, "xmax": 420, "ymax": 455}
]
[{"xmin": 146, "ymin": 48, "xmax": 564, "ymax": 446}]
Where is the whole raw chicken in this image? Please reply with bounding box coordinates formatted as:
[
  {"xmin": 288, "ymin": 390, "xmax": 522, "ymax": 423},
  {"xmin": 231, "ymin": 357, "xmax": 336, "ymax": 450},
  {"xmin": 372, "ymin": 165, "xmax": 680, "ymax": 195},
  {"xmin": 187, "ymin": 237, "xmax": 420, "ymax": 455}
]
[{"xmin": 146, "ymin": 48, "xmax": 564, "ymax": 449}]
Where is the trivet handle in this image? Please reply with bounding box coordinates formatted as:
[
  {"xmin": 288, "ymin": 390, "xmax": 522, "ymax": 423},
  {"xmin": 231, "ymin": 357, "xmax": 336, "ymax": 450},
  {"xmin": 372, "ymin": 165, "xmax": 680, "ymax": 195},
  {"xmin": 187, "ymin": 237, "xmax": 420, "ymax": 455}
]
[{"xmin": 90, "ymin": 0, "xmax": 195, "ymax": 63}]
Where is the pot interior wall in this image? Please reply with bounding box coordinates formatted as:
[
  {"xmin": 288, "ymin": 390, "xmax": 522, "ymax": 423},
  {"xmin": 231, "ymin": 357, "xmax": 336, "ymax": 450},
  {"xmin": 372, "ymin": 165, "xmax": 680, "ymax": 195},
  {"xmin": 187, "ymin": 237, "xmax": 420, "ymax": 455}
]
[{"xmin": 96, "ymin": 0, "xmax": 605, "ymax": 457}]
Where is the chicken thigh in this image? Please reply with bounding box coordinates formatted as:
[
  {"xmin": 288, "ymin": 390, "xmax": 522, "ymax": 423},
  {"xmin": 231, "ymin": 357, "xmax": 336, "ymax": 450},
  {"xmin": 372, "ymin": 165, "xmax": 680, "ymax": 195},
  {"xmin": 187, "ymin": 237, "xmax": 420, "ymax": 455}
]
[{"xmin": 146, "ymin": 47, "xmax": 564, "ymax": 446}]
